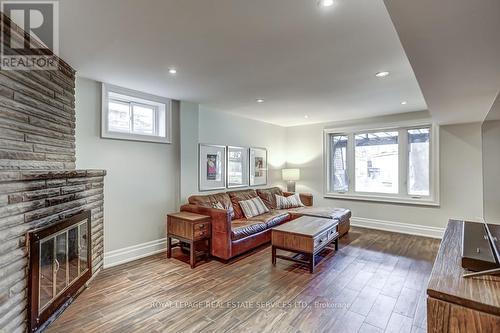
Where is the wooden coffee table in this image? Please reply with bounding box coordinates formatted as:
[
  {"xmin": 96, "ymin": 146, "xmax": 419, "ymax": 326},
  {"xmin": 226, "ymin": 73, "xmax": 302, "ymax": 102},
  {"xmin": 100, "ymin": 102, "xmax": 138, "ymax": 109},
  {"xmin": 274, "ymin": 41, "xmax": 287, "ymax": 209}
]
[{"xmin": 272, "ymin": 216, "xmax": 339, "ymax": 273}]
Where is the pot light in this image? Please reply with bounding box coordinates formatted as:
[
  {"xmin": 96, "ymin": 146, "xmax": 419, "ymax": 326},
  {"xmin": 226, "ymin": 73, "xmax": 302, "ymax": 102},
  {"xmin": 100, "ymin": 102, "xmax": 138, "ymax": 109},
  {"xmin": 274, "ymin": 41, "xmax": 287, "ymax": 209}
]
[
  {"xmin": 318, "ymin": 0, "xmax": 334, "ymax": 7},
  {"xmin": 375, "ymin": 71, "xmax": 390, "ymax": 78},
  {"xmin": 256, "ymin": 99, "xmax": 265, "ymax": 103},
  {"xmin": 168, "ymin": 68, "xmax": 177, "ymax": 75},
  {"xmin": 304, "ymin": 115, "xmax": 309, "ymax": 119},
  {"xmin": 401, "ymin": 101, "xmax": 408, "ymax": 105}
]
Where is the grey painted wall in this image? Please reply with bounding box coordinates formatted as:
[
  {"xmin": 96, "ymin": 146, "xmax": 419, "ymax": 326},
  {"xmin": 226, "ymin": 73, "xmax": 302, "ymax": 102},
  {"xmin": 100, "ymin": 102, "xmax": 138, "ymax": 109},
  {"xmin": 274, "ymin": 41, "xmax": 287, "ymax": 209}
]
[
  {"xmin": 198, "ymin": 107, "xmax": 288, "ymax": 186},
  {"xmin": 178, "ymin": 106, "xmax": 288, "ymax": 201},
  {"xmin": 179, "ymin": 102, "xmax": 199, "ymax": 203},
  {"xmin": 75, "ymin": 77, "xmax": 180, "ymax": 253}
]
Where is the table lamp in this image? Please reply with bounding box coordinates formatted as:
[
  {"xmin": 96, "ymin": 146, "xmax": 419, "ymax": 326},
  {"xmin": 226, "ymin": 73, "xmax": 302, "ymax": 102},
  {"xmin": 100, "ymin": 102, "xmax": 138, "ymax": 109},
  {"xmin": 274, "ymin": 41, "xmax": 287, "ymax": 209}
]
[{"xmin": 282, "ymin": 168, "xmax": 300, "ymax": 192}]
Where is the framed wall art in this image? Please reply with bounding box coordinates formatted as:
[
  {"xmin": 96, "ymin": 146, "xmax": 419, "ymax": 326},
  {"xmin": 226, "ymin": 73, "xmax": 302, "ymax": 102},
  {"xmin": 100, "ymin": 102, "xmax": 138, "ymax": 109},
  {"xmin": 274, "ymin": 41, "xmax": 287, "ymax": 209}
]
[
  {"xmin": 199, "ymin": 144, "xmax": 226, "ymax": 191},
  {"xmin": 227, "ymin": 146, "xmax": 249, "ymax": 188},
  {"xmin": 249, "ymin": 147, "xmax": 267, "ymax": 186}
]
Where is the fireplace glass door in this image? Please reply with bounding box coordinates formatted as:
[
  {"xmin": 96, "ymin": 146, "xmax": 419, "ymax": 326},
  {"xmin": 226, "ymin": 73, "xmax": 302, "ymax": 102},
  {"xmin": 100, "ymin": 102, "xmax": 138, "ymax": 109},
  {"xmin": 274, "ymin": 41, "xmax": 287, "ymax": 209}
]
[
  {"xmin": 38, "ymin": 220, "xmax": 90, "ymax": 313},
  {"xmin": 29, "ymin": 211, "xmax": 92, "ymax": 332}
]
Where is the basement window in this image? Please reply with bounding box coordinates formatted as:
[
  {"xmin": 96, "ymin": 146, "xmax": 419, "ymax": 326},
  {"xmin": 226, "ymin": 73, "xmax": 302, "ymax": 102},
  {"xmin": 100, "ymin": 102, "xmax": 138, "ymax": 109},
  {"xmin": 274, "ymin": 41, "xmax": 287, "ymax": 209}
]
[
  {"xmin": 324, "ymin": 121, "xmax": 439, "ymax": 206},
  {"xmin": 101, "ymin": 83, "xmax": 171, "ymax": 143}
]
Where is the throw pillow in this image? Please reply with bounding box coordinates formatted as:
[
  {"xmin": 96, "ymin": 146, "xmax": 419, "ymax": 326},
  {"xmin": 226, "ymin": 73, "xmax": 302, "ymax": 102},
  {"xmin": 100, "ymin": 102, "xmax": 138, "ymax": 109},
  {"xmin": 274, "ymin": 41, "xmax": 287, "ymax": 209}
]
[
  {"xmin": 211, "ymin": 202, "xmax": 225, "ymax": 210},
  {"xmin": 228, "ymin": 189, "xmax": 259, "ymax": 219},
  {"xmin": 239, "ymin": 197, "xmax": 270, "ymax": 219},
  {"xmin": 275, "ymin": 193, "xmax": 305, "ymax": 209},
  {"xmin": 211, "ymin": 201, "xmax": 235, "ymax": 219},
  {"xmin": 257, "ymin": 187, "xmax": 284, "ymax": 209}
]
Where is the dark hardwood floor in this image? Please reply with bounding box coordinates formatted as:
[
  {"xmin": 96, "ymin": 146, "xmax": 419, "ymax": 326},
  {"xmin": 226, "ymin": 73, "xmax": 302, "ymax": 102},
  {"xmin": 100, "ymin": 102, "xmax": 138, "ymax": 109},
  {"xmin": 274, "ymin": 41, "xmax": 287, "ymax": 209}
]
[{"xmin": 46, "ymin": 227, "xmax": 440, "ymax": 333}]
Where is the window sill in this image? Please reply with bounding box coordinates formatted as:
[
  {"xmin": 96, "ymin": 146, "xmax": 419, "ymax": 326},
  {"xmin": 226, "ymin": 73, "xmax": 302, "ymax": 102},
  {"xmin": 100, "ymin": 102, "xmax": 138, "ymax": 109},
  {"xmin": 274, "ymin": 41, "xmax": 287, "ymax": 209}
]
[
  {"xmin": 324, "ymin": 193, "xmax": 440, "ymax": 207},
  {"xmin": 101, "ymin": 131, "xmax": 171, "ymax": 144}
]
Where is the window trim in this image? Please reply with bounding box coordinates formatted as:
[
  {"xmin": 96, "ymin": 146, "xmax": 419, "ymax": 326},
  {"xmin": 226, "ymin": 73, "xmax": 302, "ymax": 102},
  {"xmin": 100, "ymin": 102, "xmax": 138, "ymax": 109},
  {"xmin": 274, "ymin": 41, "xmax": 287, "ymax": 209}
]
[
  {"xmin": 101, "ymin": 83, "xmax": 172, "ymax": 144},
  {"xmin": 323, "ymin": 120, "xmax": 440, "ymax": 206}
]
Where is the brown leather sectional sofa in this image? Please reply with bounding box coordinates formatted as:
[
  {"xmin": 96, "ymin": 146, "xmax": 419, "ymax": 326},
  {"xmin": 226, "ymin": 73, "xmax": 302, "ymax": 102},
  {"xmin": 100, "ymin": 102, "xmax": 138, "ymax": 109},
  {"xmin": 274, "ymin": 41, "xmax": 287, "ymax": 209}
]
[{"xmin": 180, "ymin": 187, "xmax": 351, "ymax": 261}]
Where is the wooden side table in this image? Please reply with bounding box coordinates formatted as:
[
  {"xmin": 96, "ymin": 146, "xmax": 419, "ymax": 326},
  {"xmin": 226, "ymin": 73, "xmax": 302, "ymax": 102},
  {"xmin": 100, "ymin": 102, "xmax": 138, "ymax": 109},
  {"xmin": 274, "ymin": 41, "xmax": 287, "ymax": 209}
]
[{"xmin": 166, "ymin": 212, "xmax": 211, "ymax": 268}]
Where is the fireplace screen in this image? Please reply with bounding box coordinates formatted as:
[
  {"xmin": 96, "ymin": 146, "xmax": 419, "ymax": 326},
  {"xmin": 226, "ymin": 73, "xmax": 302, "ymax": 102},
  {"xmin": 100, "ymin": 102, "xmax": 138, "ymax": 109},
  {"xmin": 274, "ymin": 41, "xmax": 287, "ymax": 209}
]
[{"xmin": 28, "ymin": 211, "xmax": 91, "ymax": 332}]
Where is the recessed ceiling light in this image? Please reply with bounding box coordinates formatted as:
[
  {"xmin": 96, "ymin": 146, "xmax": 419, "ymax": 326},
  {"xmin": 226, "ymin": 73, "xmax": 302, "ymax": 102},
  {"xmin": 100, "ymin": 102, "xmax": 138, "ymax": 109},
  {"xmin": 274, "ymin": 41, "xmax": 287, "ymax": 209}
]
[
  {"xmin": 375, "ymin": 71, "xmax": 390, "ymax": 78},
  {"xmin": 318, "ymin": 0, "xmax": 334, "ymax": 7},
  {"xmin": 256, "ymin": 99, "xmax": 264, "ymax": 103},
  {"xmin": 304, "ymin": 115, "xmax": 309, "ymax": 119},
  {"xmin": 168, "ymin": 68, "xmax": 177, "ymax": 75},
  {"xmin": 401, "ymin": 101, "xmax": 408, "ymax": 105}
]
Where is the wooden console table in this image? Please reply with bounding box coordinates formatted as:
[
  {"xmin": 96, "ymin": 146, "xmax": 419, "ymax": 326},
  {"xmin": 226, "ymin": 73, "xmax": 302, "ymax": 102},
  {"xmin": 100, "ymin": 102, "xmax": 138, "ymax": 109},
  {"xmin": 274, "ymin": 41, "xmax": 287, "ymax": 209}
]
[
  {"xmin": 427, "ymin": 220, "xmax": 500, "ymax": 332},
  {"xmin": 166, "ymin": 212, "xmax": 211, "ymax": 268}
]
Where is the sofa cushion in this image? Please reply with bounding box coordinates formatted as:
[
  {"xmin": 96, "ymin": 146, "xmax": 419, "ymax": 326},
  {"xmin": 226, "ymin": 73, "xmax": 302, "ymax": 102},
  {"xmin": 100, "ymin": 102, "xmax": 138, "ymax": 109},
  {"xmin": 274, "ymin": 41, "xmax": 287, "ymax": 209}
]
[
  {"xmin": 250, "ymin": 210, "xmax": 290, "ymax": 228},
  {"xmin": 231, "ymin": 219, "xmax": 267, "ymax": 240},
  {"xmin": 239, "ymin": 197, "xmax": 270, "ymax": 219},
  {"xmin": 256, "ymin": 187, "xmax": 284, "ymax": 209},
  {"xmin": 275, "ymin": 193, "xmax": 304, "ymax": 209},
  {"xmin": 228, "ymin": 189, "xmax": 258, "ymax": 219},
  {"xmin": 287, "ymin": 207, "xmax": 351, "ymax": 222},
  {"xmin": 188, "ymin": 192, "xmax": 235, "ymax": 219}
]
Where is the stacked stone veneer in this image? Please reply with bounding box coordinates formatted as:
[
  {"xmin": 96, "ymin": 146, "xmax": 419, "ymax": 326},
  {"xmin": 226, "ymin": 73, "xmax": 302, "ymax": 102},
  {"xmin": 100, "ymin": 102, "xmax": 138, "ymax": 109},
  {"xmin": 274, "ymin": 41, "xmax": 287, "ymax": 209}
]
[
  {"xmin": 0, "ymin": 13, "xmax": 105, "ymax": 333},
  {"xmin": 0, "ymin": 14, "xmax": 76, "ymax": 170}
]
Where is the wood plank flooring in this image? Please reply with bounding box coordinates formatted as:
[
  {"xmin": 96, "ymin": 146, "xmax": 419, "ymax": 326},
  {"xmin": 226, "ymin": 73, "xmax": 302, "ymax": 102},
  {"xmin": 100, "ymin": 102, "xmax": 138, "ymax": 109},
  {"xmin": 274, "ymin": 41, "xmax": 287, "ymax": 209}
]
[{"xmin": 46, "ymin": 227, "xmax": 440, "ymax": 333}]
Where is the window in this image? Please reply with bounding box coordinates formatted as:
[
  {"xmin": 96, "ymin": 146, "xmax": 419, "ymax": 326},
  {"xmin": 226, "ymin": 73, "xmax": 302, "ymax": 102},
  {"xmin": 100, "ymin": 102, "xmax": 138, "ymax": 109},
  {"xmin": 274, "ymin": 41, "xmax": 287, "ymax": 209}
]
[
  {"xmin": 102, "ymin": 83, "xmax": 171, "ymax": 143},
  {"xmin": 324, "ymin": 122, "xmax": 439, "ymax": 205},
  {"xmin": 330, "ymin": 135, "xmax": 348, "ymax": 192},
  {"xmin": 355, "ymin": 131, "xmax": 399, "ymax": 194},
  {"xmin": 131, "ymin": 103, "xmax": 155, "ymax": 135},
  {"xmin": 408, "ymin": 128, "xmax": 430, "ymax": 196}
]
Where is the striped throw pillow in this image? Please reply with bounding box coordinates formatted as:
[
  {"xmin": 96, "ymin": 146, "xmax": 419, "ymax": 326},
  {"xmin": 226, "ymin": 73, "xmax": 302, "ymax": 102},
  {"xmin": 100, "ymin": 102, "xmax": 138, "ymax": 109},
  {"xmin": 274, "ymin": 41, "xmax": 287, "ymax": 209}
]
[
  {"xmin": 239, "ymin": 197, "xmax": 270, "ymax": 219},
  {"xmin": 211, "ymin": 202, "xmax": 235, "ymax": 219},
  {"xmin": 211, "ymin": 202, "xmax": 225, "ymax": 210},
  {"xmin": 275, "ymin": 193, "xmax": 304, "ymax": 209}
]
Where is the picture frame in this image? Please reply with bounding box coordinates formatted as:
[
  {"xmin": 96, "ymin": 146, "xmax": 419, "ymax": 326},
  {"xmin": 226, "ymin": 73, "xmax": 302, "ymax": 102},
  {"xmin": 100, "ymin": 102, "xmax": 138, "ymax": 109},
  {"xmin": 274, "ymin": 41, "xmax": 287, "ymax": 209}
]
[
  {"xmin": 227, "ymin": 146, "xmax": 249, "ymax": 188},
  {"xmin": 199, "ymin": 144, "xmax": 226, "ymax": 191},
  {"xmin": 249, "ymin": 147, "xmax": 268, "ymax": 186}
]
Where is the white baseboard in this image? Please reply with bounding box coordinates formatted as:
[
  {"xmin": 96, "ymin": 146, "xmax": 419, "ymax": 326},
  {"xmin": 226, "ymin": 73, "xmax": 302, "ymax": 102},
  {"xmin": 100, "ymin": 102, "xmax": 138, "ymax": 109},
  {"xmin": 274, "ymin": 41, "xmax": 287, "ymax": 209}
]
[
  {"xmin": 104, "ymin": 238, "xmax": 167, "ymax": 268},
  {"xmin": 351, "ymin": 217, "xmax": 444, "ymax": 239}
]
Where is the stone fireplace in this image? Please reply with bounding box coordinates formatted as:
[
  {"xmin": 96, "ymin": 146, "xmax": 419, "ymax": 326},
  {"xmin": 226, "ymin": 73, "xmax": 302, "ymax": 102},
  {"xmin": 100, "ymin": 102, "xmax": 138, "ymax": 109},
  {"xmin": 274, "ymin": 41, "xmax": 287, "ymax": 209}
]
[{"xmin": 0, "ymin": 13, "xmax": 105, "ymax": 332}]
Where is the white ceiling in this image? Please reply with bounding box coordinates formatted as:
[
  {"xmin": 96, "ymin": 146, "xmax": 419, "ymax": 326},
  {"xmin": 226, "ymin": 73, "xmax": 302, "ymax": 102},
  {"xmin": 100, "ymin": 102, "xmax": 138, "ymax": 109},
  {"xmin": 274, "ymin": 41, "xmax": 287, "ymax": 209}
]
[
  {"xmin": 59, "ymin": 0, "xmax": 426, "ymax": 127},
  {"xmin": 384, "ymin": 0, "xmax": 500, "ymax": 125}
]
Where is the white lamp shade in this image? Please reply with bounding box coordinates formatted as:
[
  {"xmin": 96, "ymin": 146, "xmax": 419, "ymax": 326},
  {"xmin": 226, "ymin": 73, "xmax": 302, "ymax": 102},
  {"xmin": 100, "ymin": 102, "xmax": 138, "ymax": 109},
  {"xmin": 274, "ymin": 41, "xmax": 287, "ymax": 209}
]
[{"xmin": 282, "ymin": 168, "xmax": 300, "ymax": 181}]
